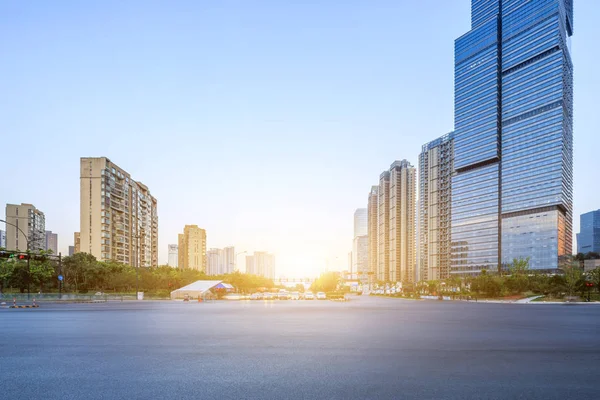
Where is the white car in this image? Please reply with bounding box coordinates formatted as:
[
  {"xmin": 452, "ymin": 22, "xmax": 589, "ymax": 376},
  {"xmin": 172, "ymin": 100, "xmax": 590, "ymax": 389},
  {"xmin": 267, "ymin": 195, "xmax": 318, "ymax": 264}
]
[
  {"xmin": 304, "ymin": 291, "xmax": 315, "ymax": 300},
  {"xmin": 316, "ymin": 292, "xmax": 327, "ymax": 300},
  {"xmin": 289, "ymin": 291, "xmax": 300, "ymax": 300}
]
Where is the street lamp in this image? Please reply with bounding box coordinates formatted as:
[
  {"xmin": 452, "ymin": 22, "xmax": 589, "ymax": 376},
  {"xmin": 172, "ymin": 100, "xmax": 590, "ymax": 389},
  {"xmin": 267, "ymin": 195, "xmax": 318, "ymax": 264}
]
[
  {"xmin": 0, "ymin": 219, "xmax": 31, "ymax": 299},
  {"xmin": 133, "ymin": 234, "xmax": 141, "ymax": 299}
]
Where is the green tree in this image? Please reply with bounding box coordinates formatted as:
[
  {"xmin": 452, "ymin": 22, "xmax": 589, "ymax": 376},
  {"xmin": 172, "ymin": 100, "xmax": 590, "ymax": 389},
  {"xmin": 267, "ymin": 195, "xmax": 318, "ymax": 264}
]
[
  {"xmin": 311, "ymin": 272, "xmax": 340, "ymax": 292},
  {"xmin": 62, "ymin": 252, "xmax": 98, "ymax": 292},
  {"xmin": 587, "ymin": 268, "xmax": 600, "ymax": 295},
  {"xmin": 563, "ymin": 264, "xmax": 583, "ymax": 298},
  {"xmin": 0, "ymin": 258, "xmax": 15, "ymax": 294}
]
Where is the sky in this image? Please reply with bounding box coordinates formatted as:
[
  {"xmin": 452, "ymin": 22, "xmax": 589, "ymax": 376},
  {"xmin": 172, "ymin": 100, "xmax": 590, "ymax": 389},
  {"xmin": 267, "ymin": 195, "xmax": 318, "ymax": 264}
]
[{"xmin": 1, "ymin": 1, "xmax": 599, "ymax": 278}]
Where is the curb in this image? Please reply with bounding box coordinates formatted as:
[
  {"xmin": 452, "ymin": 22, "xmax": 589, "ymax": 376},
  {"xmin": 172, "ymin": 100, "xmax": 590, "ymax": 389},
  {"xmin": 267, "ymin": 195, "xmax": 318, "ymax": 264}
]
[{"xmin": 9, "ymin": 305, "xmax": 40, "ymax": 308}]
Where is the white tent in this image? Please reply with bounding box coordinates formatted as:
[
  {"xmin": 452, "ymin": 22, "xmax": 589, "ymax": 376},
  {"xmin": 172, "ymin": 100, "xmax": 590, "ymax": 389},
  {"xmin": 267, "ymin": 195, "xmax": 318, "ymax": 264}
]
[{"xmin": 170, "ymin": 280, "xmax": 223, "ymax": 300}]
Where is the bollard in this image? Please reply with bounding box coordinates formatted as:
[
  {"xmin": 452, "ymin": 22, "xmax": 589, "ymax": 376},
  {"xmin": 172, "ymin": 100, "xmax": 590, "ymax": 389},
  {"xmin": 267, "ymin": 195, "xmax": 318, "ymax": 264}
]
[
  {"xmin": 33, "ymin": 298, "xmax": 36, "ymax": 307},
  {"xmin": 13, "ymin": 298, "xmax": 16, "ymax": 307},
  {"xmin": 198, "ymin": 296, "xmax": 202, "ymax": 303}
]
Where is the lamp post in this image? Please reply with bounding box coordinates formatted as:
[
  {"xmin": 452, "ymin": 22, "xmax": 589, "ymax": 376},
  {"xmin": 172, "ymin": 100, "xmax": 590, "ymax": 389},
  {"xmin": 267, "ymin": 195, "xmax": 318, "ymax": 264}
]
[
  {"xmin": 0, "ymin": 219, "xmax": 31, "ymax": 299},
  {"xmin": 133, "ymin": 234, "xmax": 141, "ymax": 299}
]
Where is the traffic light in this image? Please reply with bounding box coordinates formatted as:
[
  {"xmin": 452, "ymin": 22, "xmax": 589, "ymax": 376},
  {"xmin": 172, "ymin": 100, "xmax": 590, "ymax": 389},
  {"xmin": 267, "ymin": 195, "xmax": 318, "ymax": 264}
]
[
  {"xmin": 0, "ymin": 251, "xmax": 13, "ymax": 259},
  {"xmin": 17, "ymin": 254, "xmax": 30, "ymax": 260}
]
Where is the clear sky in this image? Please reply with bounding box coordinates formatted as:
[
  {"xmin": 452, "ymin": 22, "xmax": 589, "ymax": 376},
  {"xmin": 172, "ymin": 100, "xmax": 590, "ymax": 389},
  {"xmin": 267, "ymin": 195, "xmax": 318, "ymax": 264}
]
[{"xmin": 1, "ymin": 1, "xmax": 599, "ymax": 278}]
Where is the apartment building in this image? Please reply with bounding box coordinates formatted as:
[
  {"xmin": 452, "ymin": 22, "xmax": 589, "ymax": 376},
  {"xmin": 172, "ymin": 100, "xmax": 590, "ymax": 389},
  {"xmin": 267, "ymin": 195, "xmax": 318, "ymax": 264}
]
[
  {"xmin": 5, "ymin": 203, "xmax": 46, "ymax": 251},
  {"xmin": 178, "ymin": 225, "xmax": 207, "ymax": 271}
]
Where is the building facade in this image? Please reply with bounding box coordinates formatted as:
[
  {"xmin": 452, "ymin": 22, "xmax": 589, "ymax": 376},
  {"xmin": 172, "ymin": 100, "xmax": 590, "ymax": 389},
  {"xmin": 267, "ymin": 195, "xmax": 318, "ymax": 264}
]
[
  {"xmin": 419, "ymin": 133, "xmax": 454, "ymax": 281},
  {"xmin": 352, "ymin": 208, "xmax": 368, "ymax": 281},
  {"xmin": 377, "ymin": 171, "xmax": 390, "ymax": 282},
  {"xmin": 388, "ymin": 160, "xmax": 417, "ymax": 283},
  {"xmin": 353, "ymin": 208, "xmax": 367, "ymax": 237},
  {"xmin": 80, "ymin": 157, "xmax": 158, "ymax": 267},
  {"xmin": 45, "ymin": 231, "xmax": 58, "ymax": 254},
  {"xmin": 577, "ymin": 210, "xmax": 600, "ymax": 254},
  {"xmin": 450, "ymin": 0, "xmax": 573, "ymax": 275},
  {"xmin": 74, "ymin": 232, "xmax": 80, "ymax": 254},
  {"xmin": 5, "ymin": 203, "xmax": 46, "ymax": 251},
  {"xmin": 245, "ymin": 251, "xmax": 275, "ymax": 279},
  {"xmin": 68, "ymin": 246, "xmax": 75, "ymax": 256},
  {"xmin": 0, "ymin": 230, "xmax": 6, "ymax": 248},
  {"xmin": 205, "ymin": 246, "xmax": 236, "ymax": 275},
  {"xmin": 367, "ymin": 186, "xmax": 378, "ymax": 278},
  {"xmin": 178, "ymin": 225, "xmax": 206, "ymax": 271},
  {"xmin": 168, "ymin": 244, "xmax": 178, "ymax": 267}
]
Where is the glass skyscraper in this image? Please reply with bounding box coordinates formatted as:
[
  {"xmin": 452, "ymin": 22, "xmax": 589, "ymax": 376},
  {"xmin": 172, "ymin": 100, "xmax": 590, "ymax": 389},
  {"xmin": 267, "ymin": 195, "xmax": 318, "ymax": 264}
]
[
  {"xmin": 577, "ymin": 210, "xmax": 600, "ymax": 254},
  {"xmin": 450, "ymin": 0, "xmax": 573, "ymax": 274}
]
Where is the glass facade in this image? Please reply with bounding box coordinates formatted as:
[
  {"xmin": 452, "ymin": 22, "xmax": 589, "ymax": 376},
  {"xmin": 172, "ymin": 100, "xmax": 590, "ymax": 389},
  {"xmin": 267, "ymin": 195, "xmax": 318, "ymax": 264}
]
[
  {"xmin": 577, "ymin": 210, "xmax": 600, "ymax": 254},
  {"xmin": 451, "ymin": 0, "xmax": 573, "ymax": 275}
]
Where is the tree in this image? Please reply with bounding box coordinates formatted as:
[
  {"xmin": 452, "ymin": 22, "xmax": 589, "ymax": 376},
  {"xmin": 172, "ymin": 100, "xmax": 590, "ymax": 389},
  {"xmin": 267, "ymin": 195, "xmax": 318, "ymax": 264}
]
[
  {"xmin": 311, "ymin": 272, "xmax": 340, "ymax": 292},
  {"xmin": 0, "ymin": 258, "xmax": 15, "ymax": 294},
  {"xmin": 587, "ymin": 268, "xmax": 600, "ymax": 295},
  {"xmin": 62, "ymin": 252, "xmax": 98, "ymax": 292},
  {"xmin": 563, "ymin": 264, "xmax": 583, "ymax": 298}
]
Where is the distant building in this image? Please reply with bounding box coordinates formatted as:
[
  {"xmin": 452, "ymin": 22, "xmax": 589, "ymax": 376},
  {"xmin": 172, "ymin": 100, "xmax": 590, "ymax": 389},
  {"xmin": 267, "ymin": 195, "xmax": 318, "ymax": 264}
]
[
  {"xmin": 388, "ymin": 160, "xmax": 416, "ymax": 283},
  {"xmin": 206, "ymin": 247, "xmax": 235, "ymax": 275},
  {"xmin": 222, "ymin": 246, "xmax": 235, "ymax": 274},
  {"xmin": 419, "ymin": 133, "xmax": 454, "ymax": 281},
  {"xmin": 178, "ymin": 225, "xmax": 207, "ymax": 271},
  {"xmin": 168, "ymin": 244, "xmax": 178, "ymax": 267},
  {"xmin": 5, "ymin": 203, "xmax": 45, "ymax": 251},
  {"xmin": 246, "ymin": 251, "xmax": 275, "ymax": 279},
  {"xmin": 80, "ymin": 157, "xmax": 158, "ymax": 267},
  {"xmin": 367, "ymin": 186, "xmax": 378, "ymax": 279},
  {"xmin": 0, "ymin": 229, "xmax": 6, "ymax": 248},
  {"xmin": 377, "ymin": 171, "xmax": 390, "ymax": 282},
  {"xmin": 68, "ymin": 246, "xmax": 75, "ymax": 256},
  {"xmin": 353, "ymin": 208, "xmax": 367, "ymax": 237},
  {"xmin": 577, "ymin": 210, "xmax": 600, "ymax": 254},
  {"xmin": 45, "ymin": 231, "xmax": 58, "ymax": 255},
  {"xmin": 74, "ymin": 232, "xmax": 80, "ymax": 254}
]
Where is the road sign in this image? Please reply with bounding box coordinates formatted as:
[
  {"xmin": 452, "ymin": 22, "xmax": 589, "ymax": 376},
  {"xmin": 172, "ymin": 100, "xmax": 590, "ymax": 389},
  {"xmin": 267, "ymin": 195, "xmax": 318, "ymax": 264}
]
[{"xmin": 58, "ymin": 275, "xmax": 64, "ymax": 281}]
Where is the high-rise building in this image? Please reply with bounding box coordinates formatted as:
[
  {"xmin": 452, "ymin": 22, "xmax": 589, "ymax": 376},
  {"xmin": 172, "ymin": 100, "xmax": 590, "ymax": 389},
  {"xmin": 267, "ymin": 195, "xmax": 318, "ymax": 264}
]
[
  {"xmin": 577, "ymin": 210, "xmax": 600, "ymax": 254},
  {"xmin": 68, "ymin": 246, "xmax": 75, "ymax": 257},
  {"xmin": 5, "ymin": 203, "xmax": 45, "ymax": 251},
  {"xmin": 74, "ymin": 232, "xmax": 80, "ymax": 254},
  {"xmin": 449, "ymin": 0, "xmax": 573, "ymax": 275},
  {"xmin": 80, "ymin": 157, "xmax": 158, "ymax": 267},
  {"xmin": 168, "ymin": 244, "xmax": 178, "ymax": 267},
  {"xmin": 388, "ymin": 160, "xmax": 417, "ymax": 283},
  {"xmin": 352, "ymin": 208, "xmax": 368, "ymax": 281},
  {"xmin": 205, "ymin": 247, "xmax": 235, "ymax": 275},
  {"xmin": 353, "ymin": 208, "xmax": 367, "ymax": 237},
  {"xmin": 45, "ymin": 231, "xmax": 58, "ymax": 254},
  {"xmin": 419, "ymin": 133, "xmax": 454, "ymax": 281},
  {"xmin": 0, "ymin": 230, "xmax": 6, "ymax": 248},
  {"xmin": 367, "ymin": 186, "xmax": 378, "ymax": 278},
  {"xmin": 377, "ymin": 171, "xmax": 390, "ymax": 282},
  {"xmin": 178, "ymin": 225, "xmax": 206, "ymax": 271},
  {"xmin": 245, "ymin": 251, "xmax": 275, "ymax": 279}
]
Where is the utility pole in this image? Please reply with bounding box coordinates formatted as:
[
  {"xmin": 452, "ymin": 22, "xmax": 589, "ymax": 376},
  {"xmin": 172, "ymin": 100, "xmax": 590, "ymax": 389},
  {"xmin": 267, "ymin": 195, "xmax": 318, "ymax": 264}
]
[{"xmin": 58, "ymin": 252, "xmax": 62, "ymax": 299}]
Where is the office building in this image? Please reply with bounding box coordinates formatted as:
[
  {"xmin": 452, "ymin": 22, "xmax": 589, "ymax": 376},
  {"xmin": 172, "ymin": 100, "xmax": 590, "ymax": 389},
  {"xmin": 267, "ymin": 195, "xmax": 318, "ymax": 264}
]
[
  {"xmin": 168, "ymin": 244, "xmax": 178, "ymax": 267},
  {"xmin": 178, "ymin": 225, "xmax": 206, "ymax": 271},
  {"xmin": 419, "ymin": 133, "xmax": 454, "ymax": 281},
  {"xmin": 449, "ymin": 0, "xmax": 573, "ymax": 275},
  {"xmin": 354, "ymin": 208, "xmax": 367, "ymax": 237},
  {"xmin": 74, "ymin": 232, "xmax": 80, "ymax": 254},
  {"xmin": 45, "ymin": 231, "xmax": 58, "ymax": 254},
  {"xmin": 388, "ymin": 160, "xmax": 417, "ymax": 283},
  {"xmin": 68, "ymin": 246, "xmax": 75, "ymax": 257},
  {"xmin": 377, "ymin": 171, "xmax": 390, "ymax": 282},
  {"xmin": 577, "ymin": 210, "xmax": 600, "ymax": 254},
  {"xmin": 367, "ymin": 186, "xmax": 378, "ymax": 278},
  {"xmin": 0, "ymin": 230, "xmax": 6, "ymax": 248},
  {"xmin": 205, "ymin": 246, "xmax": 235, "ymax": 275},
  {"xmin": 5, "ymin": 203, "xmax": 45, "ymax": 251},
  {"xmin": 245, "ymin": 251, "xmax": 275, "ymax": 279},
  {"xmin": 80, "ymin": 157, "xmax": 158, "ymax": 267}
]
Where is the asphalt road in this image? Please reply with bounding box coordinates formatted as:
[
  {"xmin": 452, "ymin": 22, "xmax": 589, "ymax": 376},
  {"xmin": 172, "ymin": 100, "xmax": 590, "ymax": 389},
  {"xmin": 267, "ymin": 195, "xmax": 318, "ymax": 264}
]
[{"xmin": 1, "ymin": 297, "xmax": 599, "ymax": 400}]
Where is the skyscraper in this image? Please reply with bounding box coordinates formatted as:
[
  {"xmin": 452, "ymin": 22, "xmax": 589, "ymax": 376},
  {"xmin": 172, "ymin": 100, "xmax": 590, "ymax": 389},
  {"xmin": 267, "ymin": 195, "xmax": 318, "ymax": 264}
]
[
  {"xmin": 388, "ymin": 160, "xmax": 417, "ymax": 283},
  {"xmin": 577, "ymin": 210, "xmax": 600, "ymax": 254},
  {"xmin": 0, "ymin": 230, "xmax": 6, "ymax": 248},
  {"xmin": 68, "ymin": 246, "xmax": 75, "ymax": 257},
  {"xmin": 45, "ymin": 231, "xmax": 58, "ymax": 255},
  {"xmin": 450, "ymin": 0, "xmax": 573, "ymax": 275},
  {"xmin": 73, "ymin": 232, "xmax": 80, "ymax": 254},
  {"xmin": 377, "ymin": 171, "xmax": 390, "ymax": 282},
  {"xmin": 352, "ymin": 208, "xmax": 368, "ymax": 281},
  {"xmin": 419, "ymin": 133, "xmax": 454, "ymax": 281},
  {"xmin": 205, "ymin": 246, "xmax": 236, "ymax": 275},
  {"xmin": 5, "ymin": 203, "xmax": 45, "ymax": 251},
  {"xmin": 80, "ymin": 157, "xmax": 158, "ymax": 267},
  {"xmin": 367, "ymin": 186, "xmax": 378, "ymax": 278},
  {"xmin": 168, "ymin": 244, "xmax": 178, "ymax": 267},
  {"xmin": 178, "ymin": 225, "xmax": 206, "ymax": 271}
]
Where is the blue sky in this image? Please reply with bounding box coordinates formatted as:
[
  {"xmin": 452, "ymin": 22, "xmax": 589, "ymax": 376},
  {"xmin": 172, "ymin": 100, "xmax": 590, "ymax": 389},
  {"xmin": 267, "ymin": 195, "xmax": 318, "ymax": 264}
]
[{"xmin": 1, "ymin": 1, "xmax": 598, "ymax": 277}]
